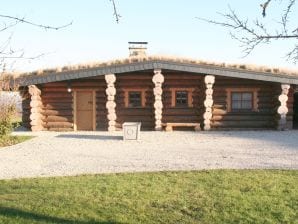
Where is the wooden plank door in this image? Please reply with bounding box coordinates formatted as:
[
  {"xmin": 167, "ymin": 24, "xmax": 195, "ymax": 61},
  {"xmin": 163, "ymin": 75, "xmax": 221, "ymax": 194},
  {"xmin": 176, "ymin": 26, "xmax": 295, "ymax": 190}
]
[{"xmin": 75, "ymin": 91, "xmax": 95, "ymax": 131}]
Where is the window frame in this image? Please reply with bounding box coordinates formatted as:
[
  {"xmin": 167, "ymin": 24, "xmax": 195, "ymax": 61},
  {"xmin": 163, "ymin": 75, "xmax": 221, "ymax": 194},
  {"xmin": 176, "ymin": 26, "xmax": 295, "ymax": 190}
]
[
  {"xmin": 124, "ymin": 88, "xmax": 146, "ymax": 108},
  {"xmin": 226, "ymin": 88, "xmax": 259, "ymax": 112},
  {"xmin": 231, "ymin": 92, "xmax": 253, "ymax": 111},
  {"xmin": 170, "ymin": 88, "xmax": 194, "ymax": 108}
]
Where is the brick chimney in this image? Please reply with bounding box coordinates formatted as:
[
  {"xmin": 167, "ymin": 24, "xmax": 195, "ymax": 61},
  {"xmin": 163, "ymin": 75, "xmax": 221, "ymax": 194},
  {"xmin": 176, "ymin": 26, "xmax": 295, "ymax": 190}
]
[{"xmin": 128, "ymin": 42, "xmax": 148, "ymax": 57}]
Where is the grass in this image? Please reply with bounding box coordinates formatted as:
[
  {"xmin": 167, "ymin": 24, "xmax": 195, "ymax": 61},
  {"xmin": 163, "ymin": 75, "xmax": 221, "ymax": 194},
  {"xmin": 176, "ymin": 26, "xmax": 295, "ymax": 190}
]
[
  {"xmin": 0, "ymin": 135, "xmax": 33, "ymax": 147},
  {"xmin": 18, "ymin": 55, "xmax": 297, "ymax": 78},
  {"xmin": 0, "ymin": 170, "xmax": 297, "ymax": 224}
]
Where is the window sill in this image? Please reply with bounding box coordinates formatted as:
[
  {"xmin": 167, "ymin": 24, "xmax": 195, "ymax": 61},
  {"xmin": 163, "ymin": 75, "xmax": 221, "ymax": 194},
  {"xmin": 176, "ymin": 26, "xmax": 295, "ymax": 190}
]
[
  {"xmin": 170, "ymin": 106, "xmax": 194, "ymax": 109},
  {"xmin": 125, "ymin": 107, "xmax": 148, "ymax": 109},
  {"xmin": 229, "ymin": 110, "xmax": 259, "ymax": 113}
]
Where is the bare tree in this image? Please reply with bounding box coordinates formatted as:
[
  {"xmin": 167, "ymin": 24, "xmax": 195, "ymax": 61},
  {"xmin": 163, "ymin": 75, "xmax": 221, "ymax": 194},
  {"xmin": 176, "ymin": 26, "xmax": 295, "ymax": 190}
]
[
  {"xmin": 110, "ymin": 0, "xmax": 121, "ymax": 23},
  {"xmin": 197, "ymin": 0, "xmax": 298, "ymax": 63},
  {"xmin": 0, "ymin": 14, "xmax": 72, "ymax": 91},
  {"xmin": 0, "ymin": 15, "xmax": 72, "ymax": 74}
]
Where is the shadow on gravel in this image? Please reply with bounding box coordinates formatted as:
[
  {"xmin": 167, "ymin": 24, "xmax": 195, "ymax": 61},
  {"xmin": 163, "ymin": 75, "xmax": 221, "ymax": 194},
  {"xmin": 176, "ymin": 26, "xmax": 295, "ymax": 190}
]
[
  {"xmin": 200, "ymin": 130, "xmax": 298, "ymax": 151},
  {"xmin": 56, "ymin": 134, "xmax": 123, "ymax": 140}
]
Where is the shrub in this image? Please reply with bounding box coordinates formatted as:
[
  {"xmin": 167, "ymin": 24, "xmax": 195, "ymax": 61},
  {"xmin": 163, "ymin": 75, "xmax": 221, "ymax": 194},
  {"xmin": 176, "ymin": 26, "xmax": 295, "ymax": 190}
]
[
  {"xmin": 0, "ymin": 105, "xmax": 15, "ymax": 137},
  {"xmin": 0, "ymin": 93, "xmax": 17, "ymax": 137}
]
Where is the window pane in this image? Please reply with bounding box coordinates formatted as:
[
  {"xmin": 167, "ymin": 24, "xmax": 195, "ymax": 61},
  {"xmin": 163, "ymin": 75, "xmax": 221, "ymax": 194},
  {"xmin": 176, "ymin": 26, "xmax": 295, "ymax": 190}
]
[
  {"xmin": 242, "ymin": 92, "xmax": 253, "ymax": 100},
  {"xmin": 242, "ymin": 100, "xmax": 252, "ymax": 109},
  {"xmin": 232, "ymin": 93, "xmax": 241, "ymax": 100},
  {"xmin": 231, "ymin": 91, "xmax": 253, "ymax": 111},
  {"xmin": 232, "ymin": 100, "xmax": 242, "ymax": 109},
  {"xmin": 129, "ymin": 91, "xmax": 142, "ymax": 107},
  {"xmin": 176, "ymin": 91, "xmax": 188, "ymax": 106}
]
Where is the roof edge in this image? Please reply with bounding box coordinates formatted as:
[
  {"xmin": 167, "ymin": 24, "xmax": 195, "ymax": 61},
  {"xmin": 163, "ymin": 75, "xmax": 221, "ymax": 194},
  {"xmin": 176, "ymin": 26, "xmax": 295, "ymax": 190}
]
[{"xmin": 16, "ymin": 59, "xmax": 298, "ymax": 86}]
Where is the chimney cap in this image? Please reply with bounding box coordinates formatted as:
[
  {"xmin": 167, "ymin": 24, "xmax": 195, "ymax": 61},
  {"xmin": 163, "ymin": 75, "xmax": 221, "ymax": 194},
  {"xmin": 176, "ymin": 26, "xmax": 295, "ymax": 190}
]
[
  {"xmin": 128, "ymin": 42, "xmax": 148, "ymax": 57},
  {"xmin": 128, "ymin": 41, "xmax": 148, "ymax": 45}
]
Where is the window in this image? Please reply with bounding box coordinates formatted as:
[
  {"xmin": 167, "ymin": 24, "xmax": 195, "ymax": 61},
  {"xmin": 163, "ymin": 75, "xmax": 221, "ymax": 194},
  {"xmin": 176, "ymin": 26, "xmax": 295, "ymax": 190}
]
[
  {"xmin": 170, "ymin": 88, "xmax": 194, "ymax": 107},
  {"xmin": 129, "ymin": 91, "xmax": 142, "ymax": 107},
  {"xmin": 124, "ymin": 88, "xmax": 146, "ymax": 108},
  {"xmin": 226, "ymin": 88, "xmax": 259, "ymax": 112},
  {"xmin": 231, "ymin": 92, "xmax": 253, "ymax": 111},
  {"xmin": 176, "ymin": 91, "xmax": 188, "ymax": 107}
]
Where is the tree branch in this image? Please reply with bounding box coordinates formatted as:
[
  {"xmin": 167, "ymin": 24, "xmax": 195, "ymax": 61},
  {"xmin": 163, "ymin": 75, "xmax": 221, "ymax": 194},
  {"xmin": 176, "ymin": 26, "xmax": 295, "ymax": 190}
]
[
  {"xmin": 110, "ymin": 0, "xmax": 121, "ymax": 23},
  {"xmin": 197, "ymin": 0, "xmax": 298, "ymax": 63},
  {"xmin": 261, "ymin": 0, "xmax": 272, "ymax": 17},
  {"xmin": 0, "ymin": 14, "xmax": 72, "ymax": 30}
]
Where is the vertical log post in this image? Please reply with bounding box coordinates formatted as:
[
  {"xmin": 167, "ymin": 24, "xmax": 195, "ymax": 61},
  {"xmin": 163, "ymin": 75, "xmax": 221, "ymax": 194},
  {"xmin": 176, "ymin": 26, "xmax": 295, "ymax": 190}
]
[
  {"xmin": 277, "ymin": 84, "xmax": 290, "ymax": 130},
  {"xmin": 28, "ymin": 85, "xmax": 43, "ymax": 131},
  {"xmin": 152, "ymin": 69, "xmax": 164, "ymax": 131},
  {"xmin": 203, "ymin": 75, "xmax": 215, "ymax": 131},
  {"xmin": 105, "ymin": 74, "xmax": 117, "ymax": 132}
]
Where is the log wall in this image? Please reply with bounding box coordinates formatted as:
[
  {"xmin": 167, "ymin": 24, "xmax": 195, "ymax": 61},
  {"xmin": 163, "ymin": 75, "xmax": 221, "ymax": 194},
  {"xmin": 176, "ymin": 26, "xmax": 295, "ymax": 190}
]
[
  {"xmin": 21, "ymin": 71, "xmax": 295, "ymax": 131},
  {"xmin": 286, "ymin": 86, "xmax": 294, "ymax": 129},
  {"xmin": 293, "ymin": 91, "xmax": 298, "ymax": 129},
  {"xmin": 115, "ymin": 72, "xmax": 155, "ymax": 130},
  {"xmin": 41, "ymin": 82, "xmax": 73, "ymax": 131},
  {"xmin": 211, "ymin": 76, "xmax": 294, "ymax": 130},
  {"xmin": 40, "ymin": 77, "xmax": 108, "ymax": 131},
  {"xmin": 162, "ymin": 72, "xmax": 205, "ymax": 129},
  {"xmin": 20, "ymin": 86, "xmax": 31, "ymax": 129}
]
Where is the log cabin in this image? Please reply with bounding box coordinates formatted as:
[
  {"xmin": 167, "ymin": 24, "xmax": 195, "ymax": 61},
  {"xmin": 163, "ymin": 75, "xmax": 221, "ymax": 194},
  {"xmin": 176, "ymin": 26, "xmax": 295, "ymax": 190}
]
[{"xmin": 16, "ymin": 43, "xmax": 298, "ymax": 132}]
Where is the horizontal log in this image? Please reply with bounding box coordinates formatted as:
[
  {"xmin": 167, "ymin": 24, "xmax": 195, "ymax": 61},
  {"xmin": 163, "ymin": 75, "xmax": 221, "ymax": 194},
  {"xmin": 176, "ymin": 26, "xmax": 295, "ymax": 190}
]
[
  {"xmin": 163, "ymin": 117, "xmax": 200, "ymax": 123},
  {"xmin": 42, "ymin": 93, "xmax": 73, "ymax": 98},
  {"xmin": 212, "ymin": 115, "xmax": 274, "ymax": 121},
  {"xmin": 30, "ymin": 119, "xmax": 43, "ymax": 125},
  {"xmin": 44, "ymin": 103, "xmax": 72, "ymax": 110},
  {"xmin": 47, "ymin": 127, "xmax": 74, "ymax": 132},
  {"xmin": 211, "ymin": 120, "xmax": 275, "ymax": 128},
  {"xmin": 163, "ymin": 111, "xmax": 199, "ymax": 116},
  {"xmin": 45, "ymin": 115, "xmax": 73, "ymax": 122},
  {"xmin": 43, "ymin": 112, "xmax": 72, "ymax": 118},
  {"xmin": 71, "ymin": 83, "xmax": 105, "ymax": 88},
  {"xmin": 31, "ymin": 126, "xmax": 43, "ymax": 132},
  {"xmin": 30, "ymin": 113, "xmax": 45, "ymax": 121},
  {"xmin": 30, "ymin": 107, "xmax": 43, "ymax": 113},
  {"xmin": 42, "ymin": 88, "xmax": 68, "ymax": 92},
  {"xmin": 107, "ymin": 113, "xmax": 117, "ymax": 121},
  {"xmin": 105, "ymin": 74, "xmax": 116, "ymax": 83},
  {"xmin": 45, "ymin": 122, "xmax": 73, "ymax": 128},
  {"xmin": 28, "ymin": 86, "xmax": 41, "ymax": 96},
  {"xmin": 42, "ymin": 99, "xmax": 73, "ymax": 104},
  {"xmin": 43, "ymin": 82, "xmax": 67, "ymax": 87},
  {"xmin": 30, "ymin": 101, "xmax": 43, "ymax": 108},
  {"xmin": 117, "ymin": 115, "xmax": 153, "ymax": 121},
  {"xmin": 31, "ymin": 95, "xmax": 42, "ymax": 101}
]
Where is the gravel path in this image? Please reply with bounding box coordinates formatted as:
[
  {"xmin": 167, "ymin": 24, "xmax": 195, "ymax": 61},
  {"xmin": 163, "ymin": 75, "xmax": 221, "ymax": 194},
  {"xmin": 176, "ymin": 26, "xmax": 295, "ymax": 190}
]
[{"xmin": 0, "ymin": 131, "xmax": 298, "ymax": 179}]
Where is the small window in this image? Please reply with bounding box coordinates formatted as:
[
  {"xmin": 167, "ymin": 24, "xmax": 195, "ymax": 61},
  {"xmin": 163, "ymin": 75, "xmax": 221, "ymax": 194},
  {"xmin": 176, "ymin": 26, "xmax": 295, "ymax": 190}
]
[
  {"xmin": 176, "ymin": 91, "xmax": 188, "ymax": 107},
  {"xmin": 128, "ymin": 91, "xmax": 142, "ymax": 107},
  {"xmin": 170, "ymin": 88, "xmax": 194, "ymax": 107},
  {"xmin": 231, "ymin": 92, "xmax": 253, "ymax": 111}
]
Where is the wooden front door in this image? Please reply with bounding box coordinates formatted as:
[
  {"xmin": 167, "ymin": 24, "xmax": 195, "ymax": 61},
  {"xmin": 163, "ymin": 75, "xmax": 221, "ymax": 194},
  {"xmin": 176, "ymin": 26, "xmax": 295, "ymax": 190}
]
[{"xmin": 75, "ymin": 91, "xmax": 95, "ymax": 131}]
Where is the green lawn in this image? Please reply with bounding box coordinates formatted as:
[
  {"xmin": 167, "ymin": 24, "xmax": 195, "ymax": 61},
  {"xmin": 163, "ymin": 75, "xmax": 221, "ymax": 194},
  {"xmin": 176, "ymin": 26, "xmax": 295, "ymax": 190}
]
[
  {"xmin": 0, "ymin": 170, "xmax": 297, "ymax": 224},
  {"xmin": 0, "ymin": 135, "xmax": 33, "ymax": 147}
]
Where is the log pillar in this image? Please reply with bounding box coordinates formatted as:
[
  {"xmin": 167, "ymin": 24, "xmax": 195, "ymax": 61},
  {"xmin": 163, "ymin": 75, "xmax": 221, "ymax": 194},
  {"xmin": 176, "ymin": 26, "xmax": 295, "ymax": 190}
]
[
  {"xmin": 203, "ymin": 75, "xmax": 215, "ymax": 131},
  {"xmin": 277, "ymin": 84, "xmax": 290, "ymax": 130},
  {"xmin": 28, "ymin": 85, "xmax": 43, "ymax": 131},
  {"xmin": 152, "ymin": 69, "xmax": 164, "ymax": 131},
  {"xmin": 105, "ymin": 74, "xmax": 117, "ymax": 132}
]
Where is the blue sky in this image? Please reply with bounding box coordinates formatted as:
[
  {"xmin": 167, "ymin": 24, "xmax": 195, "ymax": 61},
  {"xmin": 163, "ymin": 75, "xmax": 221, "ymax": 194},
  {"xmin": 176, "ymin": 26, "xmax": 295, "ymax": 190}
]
[{"xmin": 1, "ymin": 0, "xmax": 297, "ymax": 72}]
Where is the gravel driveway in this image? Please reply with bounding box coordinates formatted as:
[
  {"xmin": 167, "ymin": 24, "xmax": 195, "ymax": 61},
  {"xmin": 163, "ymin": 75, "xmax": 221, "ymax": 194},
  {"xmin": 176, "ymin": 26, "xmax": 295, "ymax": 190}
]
[{"xmin": 0, "ymin": 131, "xmax": 298, "ymax": 179}]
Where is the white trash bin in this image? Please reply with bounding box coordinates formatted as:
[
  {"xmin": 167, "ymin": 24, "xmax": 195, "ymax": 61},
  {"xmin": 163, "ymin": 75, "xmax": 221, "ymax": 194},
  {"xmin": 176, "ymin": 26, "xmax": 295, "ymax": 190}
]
[{"xmin": 123, "ymin": 122, "xmax": 141, "ymax": 140}]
